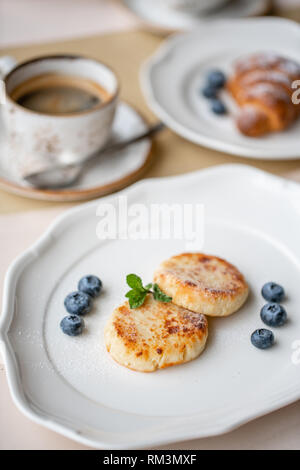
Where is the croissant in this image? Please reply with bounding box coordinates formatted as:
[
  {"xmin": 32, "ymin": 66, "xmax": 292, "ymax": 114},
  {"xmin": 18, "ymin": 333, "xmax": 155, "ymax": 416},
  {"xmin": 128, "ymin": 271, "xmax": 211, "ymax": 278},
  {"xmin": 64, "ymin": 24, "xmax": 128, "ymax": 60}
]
[{"xmin": 227, "ymin": 53, "xmax": 300, "ymax": 137}]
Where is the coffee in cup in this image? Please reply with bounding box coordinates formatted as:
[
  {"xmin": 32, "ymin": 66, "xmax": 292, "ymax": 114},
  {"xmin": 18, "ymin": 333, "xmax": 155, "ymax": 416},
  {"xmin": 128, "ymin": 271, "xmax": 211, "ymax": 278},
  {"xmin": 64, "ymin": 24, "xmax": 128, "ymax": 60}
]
[
  {"xmin": 9, "ymin": 73, "xmax": 111, "ymax": 115},
  {"xmin": 0, "ymin": 54, "xmax": 119, "ymax": 179}
]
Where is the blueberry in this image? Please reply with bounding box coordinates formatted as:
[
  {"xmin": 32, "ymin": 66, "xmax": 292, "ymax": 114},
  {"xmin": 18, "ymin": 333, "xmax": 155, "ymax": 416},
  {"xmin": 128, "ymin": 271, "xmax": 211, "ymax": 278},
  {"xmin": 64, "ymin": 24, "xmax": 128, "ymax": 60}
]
[
  {"xmin": 78, "ymin": 275, "xmax": 102, "ymax": 298},
  {"xmin": 207, "ymin": 70, "xmax": 226, "ymax": 89},
  {"xmin": 251, "ymin": 329, "xmax": 275, "ymax": 350},
  {"xmin": 64, "ymin": 291, "xmax": 92, "ymax": 315},
  {"xmin": 60, "ymin": 314, "xmax": 84, "ymax": 336},
  {"xmin": 211, "ymin": 99, "xmax": 227, "ymax": 115},
  {"xmin": 202, "ymin": 85, "xmax": 218, "ymax": 99},
  {"xmin": 261, "ymin": 282, "xmax": 285, "ymax": 302},
  {"xmin": 260, "ymin": 303, "xmax": 287, "ymax": 327}
]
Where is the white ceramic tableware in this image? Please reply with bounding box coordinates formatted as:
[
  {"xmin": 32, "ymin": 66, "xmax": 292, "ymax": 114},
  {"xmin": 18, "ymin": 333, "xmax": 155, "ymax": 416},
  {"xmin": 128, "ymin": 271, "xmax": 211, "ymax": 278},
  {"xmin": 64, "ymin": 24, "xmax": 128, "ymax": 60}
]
[
  {"xmin": 148, "ymin": 0, "xmax": 229, "ymax": 14},
  {"xmin": 1, "ymin": 164, "xmax": 300, "ymax": 449},
  {"xmin": 122, "ymin": 0, "xmax": 272, "ymax": 33},
  {"xmin": 0, "ymin": 54, "xmax": 119, "ymax": 178},
  {"xmin": 0, "ymin": 101, "xmax": 152, "ymax": 201},
  {"xmin": 141, "ymin": 18, "xmax": 300, "ymax": 160}
]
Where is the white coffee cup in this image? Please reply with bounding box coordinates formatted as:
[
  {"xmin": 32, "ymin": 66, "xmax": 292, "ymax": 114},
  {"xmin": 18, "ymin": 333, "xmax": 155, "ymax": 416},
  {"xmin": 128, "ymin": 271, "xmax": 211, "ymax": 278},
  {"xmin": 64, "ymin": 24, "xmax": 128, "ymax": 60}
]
[{"xmin": 0, "ymin": 54, "xmax": 119, "ymax": 178}]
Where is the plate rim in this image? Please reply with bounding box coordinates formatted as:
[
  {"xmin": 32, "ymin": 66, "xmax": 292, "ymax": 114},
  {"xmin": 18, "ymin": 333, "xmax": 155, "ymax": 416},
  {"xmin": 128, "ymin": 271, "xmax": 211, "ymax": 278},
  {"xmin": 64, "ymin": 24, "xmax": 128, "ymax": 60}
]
[
  {"xmin": 0, "ymin": 101, "xmax": 153, "ymax": 202},
  {"xmin": 140, "ymin": 17, "xmax": 300, "ymax": 160},
  {"xmin": 119, "ymin": 0, "xmax": 273, "ymax": 34},
  {"xmin": 1, "ymin": 163, "xmax": 300, "ymax": 449}
]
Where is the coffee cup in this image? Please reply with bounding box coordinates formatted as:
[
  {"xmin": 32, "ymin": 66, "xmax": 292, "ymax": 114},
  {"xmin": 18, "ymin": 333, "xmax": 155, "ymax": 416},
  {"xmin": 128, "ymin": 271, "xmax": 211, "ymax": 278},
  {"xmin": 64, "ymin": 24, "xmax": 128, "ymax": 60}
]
[{"xmin": 0, "ymin": 54, "xmax": 119, "ymax": 178}]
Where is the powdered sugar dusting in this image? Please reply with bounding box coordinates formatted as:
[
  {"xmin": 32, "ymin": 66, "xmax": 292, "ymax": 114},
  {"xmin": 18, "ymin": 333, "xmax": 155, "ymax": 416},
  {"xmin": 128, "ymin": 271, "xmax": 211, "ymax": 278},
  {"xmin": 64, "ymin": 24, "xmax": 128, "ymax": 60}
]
[
  {"xmin": 242, "ymin": 70, "xmax": 291, "ymax": 88},
  {"xmin": 238, "ymin": 105, "xmax": 265, "ymax": 128},
  {"xmin": 246, "ymin": 83, "xmax": 290, "ymax": 104},
  {"xmin": 236, "ymin": 52, "xmax": 300, "ymax": 79}
]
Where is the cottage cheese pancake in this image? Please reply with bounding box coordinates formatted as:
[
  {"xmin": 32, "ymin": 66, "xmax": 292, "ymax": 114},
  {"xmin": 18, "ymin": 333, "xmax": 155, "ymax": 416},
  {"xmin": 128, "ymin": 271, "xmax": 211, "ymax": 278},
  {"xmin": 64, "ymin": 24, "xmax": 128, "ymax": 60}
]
[
  {"xmin": 153, "ymin": 253, "xmax": 249, "ymax": 317},
  {"xmin": 104, "ymin": 295, "xmax": 208, "ymax": 372}
]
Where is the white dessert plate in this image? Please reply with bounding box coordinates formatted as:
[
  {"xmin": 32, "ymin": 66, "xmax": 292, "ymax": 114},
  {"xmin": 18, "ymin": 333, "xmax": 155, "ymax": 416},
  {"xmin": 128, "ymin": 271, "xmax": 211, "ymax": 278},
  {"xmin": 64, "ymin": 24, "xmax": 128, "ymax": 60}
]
[
  {"xmin": 1, "ymin": 164, "xmax": 300, "ymax": 449},
  {"xmin": 141, "ymin": 18, "xmax": 300, "ymax": 160},
  {"xmin": 0, "ymin": 102, "xmax": 152, "ymax": 202},
  {"xmin": 121, "ymin": 0, "xmax": 272, "ymax": 33}
]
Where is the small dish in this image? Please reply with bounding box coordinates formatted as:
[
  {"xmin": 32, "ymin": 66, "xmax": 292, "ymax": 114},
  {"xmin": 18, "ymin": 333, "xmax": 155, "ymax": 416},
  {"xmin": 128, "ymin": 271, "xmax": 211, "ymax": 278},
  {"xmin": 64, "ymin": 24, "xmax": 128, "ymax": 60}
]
[
  {"xmin": 0, "ymin": 102, "xmax": 152, "ymax": 202},
  {"xmin": 141, "ymin": 18, "xmax": 300, "ymax": 160},
  {"xmin": 121, "ymin": 0, "xmax": 272, "ymax": 33},
  {"xmin": 1, "ymin": 164, "xmax": 300, "ymax": 449}
]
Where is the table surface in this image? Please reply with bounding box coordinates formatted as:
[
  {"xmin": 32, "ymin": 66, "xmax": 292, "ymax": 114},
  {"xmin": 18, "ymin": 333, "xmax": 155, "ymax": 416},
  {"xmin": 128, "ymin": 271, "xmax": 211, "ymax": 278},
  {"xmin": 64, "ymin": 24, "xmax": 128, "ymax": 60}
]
[
  {"xmin": 2, "ymin": 29, "xmax": 300, "ymax": 216},
  {"xmin": 1, "ymin": 1, "xmax": 300, "ymax": 451}
]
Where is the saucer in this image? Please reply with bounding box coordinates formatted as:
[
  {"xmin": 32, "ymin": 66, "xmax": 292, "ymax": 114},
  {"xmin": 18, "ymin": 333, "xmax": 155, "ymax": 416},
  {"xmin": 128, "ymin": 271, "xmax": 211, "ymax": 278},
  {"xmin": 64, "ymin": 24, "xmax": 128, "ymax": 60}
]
[
  {"xmin": 141, "ymin": 18, "xmax": 300, "ymax": 160},
  {"xmin": 0, "ymin": 102, "xmax": 153, "ymax": 202},
  {"xmin": 121, "ymin": 0, "xmax": 272, "ymax": 33}
]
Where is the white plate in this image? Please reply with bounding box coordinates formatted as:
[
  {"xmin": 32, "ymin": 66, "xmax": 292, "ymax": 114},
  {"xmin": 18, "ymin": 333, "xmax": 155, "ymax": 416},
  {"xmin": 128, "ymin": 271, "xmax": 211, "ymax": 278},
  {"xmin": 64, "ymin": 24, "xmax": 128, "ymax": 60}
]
[
  {"xmin": 141, "ymin": 18, "xmax": 300, "ymax": 160},
  {"xmin": 122, "ymin": 0, "xmax": 272, "ymax": 33},
  {"xmin": 0, "ymin": 102, "xmax": 152, "ymax": 202},
  {"xmin": 1, "ymin": 164, "xmax": 300, "ymax": 449}
]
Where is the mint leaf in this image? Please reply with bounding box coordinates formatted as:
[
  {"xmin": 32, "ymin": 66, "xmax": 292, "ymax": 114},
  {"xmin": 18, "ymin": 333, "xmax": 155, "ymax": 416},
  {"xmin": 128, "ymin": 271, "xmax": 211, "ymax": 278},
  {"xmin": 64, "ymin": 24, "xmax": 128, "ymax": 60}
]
[
  {"xmin": 126, "ymin": 274, "xmax": 145, "ymax": 291},
  {"xmin": 125, "ymin": 275, "xmax": 171, "ymax": 309},
  {"xmin": 126, "ymin": 289, "xmax": 147, "ymax": 309},
  {"xmin": 153, "ymin": 283, "xmax": 172, "ymax": 303}
]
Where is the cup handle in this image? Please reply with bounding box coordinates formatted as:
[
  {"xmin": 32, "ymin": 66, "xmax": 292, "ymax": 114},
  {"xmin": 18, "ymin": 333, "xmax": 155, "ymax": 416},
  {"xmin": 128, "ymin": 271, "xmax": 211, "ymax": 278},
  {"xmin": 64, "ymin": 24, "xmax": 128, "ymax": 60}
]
[
  {"xmin": 0, "ymin": 56, "xmax": 17, "ymax": 80},
  {"xmin": 0, "ymin": 56, "xmax": 16, "ymax": 107}
]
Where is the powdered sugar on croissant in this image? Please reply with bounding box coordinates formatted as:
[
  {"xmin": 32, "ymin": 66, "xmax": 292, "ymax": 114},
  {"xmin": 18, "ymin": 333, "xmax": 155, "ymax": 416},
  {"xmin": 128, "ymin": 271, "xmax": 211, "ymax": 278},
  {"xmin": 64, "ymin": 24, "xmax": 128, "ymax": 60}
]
[
  {"xmin": 234, "ymin": 52, "xmax": 300, "ymax": 79},
  {"xmin": 241, "ymin": 70, "xmax": 291, "ymax": 89}
]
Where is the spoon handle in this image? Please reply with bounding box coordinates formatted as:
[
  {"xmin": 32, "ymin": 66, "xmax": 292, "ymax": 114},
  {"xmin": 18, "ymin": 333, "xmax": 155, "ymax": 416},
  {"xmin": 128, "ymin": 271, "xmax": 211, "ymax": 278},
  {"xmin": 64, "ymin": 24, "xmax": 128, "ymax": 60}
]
[
  {"xmin": 23, "ymin": 122, "xmax": 165, "ymax": 188},
  {"xmin": 98, "ymin": 121, "xmax": 165, "ymax": 156}
]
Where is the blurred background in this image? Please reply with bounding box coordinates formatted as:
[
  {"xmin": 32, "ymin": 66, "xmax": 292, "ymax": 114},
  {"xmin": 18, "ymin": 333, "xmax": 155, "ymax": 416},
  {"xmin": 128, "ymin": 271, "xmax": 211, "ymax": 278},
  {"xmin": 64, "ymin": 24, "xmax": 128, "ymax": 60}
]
[{"xmin": 1, "ymin": 0, "xmax": 300, "ymax": 47}]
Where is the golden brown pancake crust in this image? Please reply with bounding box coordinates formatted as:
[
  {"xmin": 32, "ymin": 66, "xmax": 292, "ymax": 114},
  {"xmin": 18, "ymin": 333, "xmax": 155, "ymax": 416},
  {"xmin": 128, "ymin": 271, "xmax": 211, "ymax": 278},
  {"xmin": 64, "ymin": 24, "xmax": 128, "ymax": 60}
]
[
  {"xmin": 153, "ymin": 253, "xmax": 249, "ymax": 317},
  {"xmin": 104, "ymin": 295, "xmax": 208, "ymax": 372}
]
